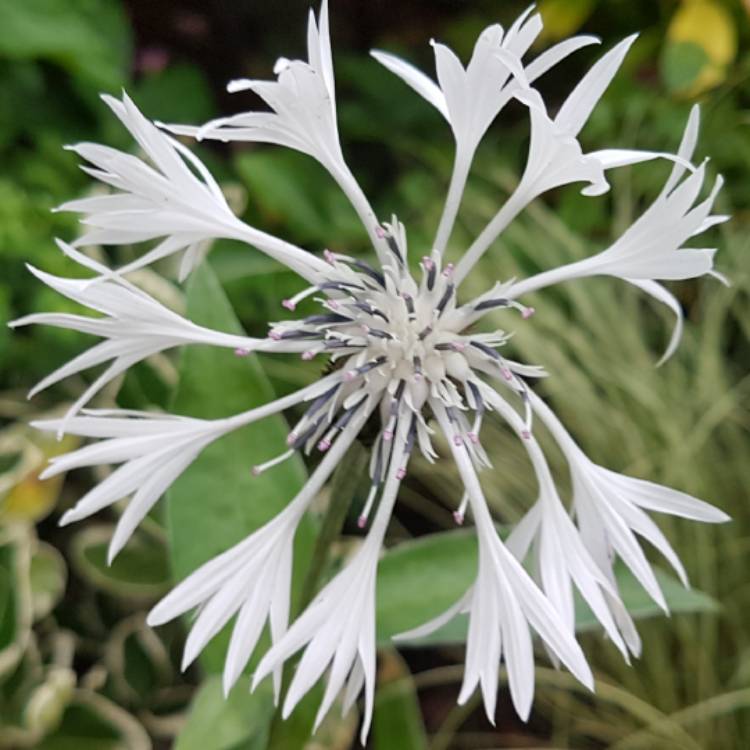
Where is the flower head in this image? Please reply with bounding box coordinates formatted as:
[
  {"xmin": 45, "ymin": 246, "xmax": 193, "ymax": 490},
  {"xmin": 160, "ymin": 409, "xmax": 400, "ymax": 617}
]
[{"xmin": 17, "ymin": 3, "xmax": 730, "ymax": 742}]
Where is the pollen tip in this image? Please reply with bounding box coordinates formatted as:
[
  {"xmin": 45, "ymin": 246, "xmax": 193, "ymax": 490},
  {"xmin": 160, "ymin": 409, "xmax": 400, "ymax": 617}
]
[
  {"xmin": 442, "ymin": 263, "xmax": 454, "ymax": 277},
  {"xmin": 282, "ymin": 299, "xmax": 296, "ymax": 311},
  {"xmin": 452, "ymin": 342, "xmax": 465, "ymax": 352},
  {"xmin": 323, "ymin": 249, "xmax": 335, "ymax": 264},
  {"xmin": 357, "ymin": 515, "xmax": 367, "ymax": 529},
  {"xmin": 522, "ymin": 306, "xmax": 535, "ymax": 319},
  {"xmin": 234, "ymin": 347, "xmax": 250, "ymax": 357},
  {"xmin": 467, "ymin": 431, "xmax": 479, "ymax": 444},
  {"xmin": 421, "ymin": 256, "xmax": 434, "ymax": 270},
  {"xmin": 453, "ymin": 511, "xmax": 465, "ymax": 525},
  {"xmin": 301, "ymin": 351, "xmax": 315, "ymax": 360},
  {"xmin": 453, "ymin": 434, "xmax": 463, "ymax": 446},
  {"xmin": 396, "ymin": 468, "xmax": 406, "ymax": 480},
  {"xmin": 383, "ymin": 430, "xmax": 393, "ymax": 442},
  {"xmin": 286, "ymin": 433, "xmax": 297, "ymax": 446},
  {"xmin": 318, "ymin": 439, "xmax": 331, "ymax": 452},
  {"xmin": 251, "ymin": 466, "xmax": 262, "ymax": 476},
  {"xmin": 269, "ymin": 330, "xmax": 282, "ymax": 341},
  {"xmin": 343, "ymin": 370, "xmax": 357, "ymax": 382},
  {"xmin": 501, "ymin": 367, "xmax": 512, "ymax": 380},
  {"xmin": 521, "ymin": 430, "xmax": 531, "ymax": 440},
  {"xmin": 375, "ymin": 226, "xmax": 386, "ymax": 239},
  {"xmin": 327, "ymin": 299, "xmax": 339, "ymax": 309}
]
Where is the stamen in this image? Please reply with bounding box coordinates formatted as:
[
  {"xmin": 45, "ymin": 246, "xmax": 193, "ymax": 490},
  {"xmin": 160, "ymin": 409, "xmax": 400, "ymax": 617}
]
[
  {"xmin": 347, "ymin": 356, "xmax": 388, "ymax": 381},
  {"xmin": 282, "ymin": 284, "xmax": 318, "ymax": 311},
  {"xmin": 436, "ymin": 283, "xmax": 455, "ymax": 315},
  {"xmin": 469, "ymin": 340, "xmax": 501, "ymax": 360},
  {"xmin": 453, "ymin": 493, "xmax": 469, "ymax": 525},
  {"xmin": 442, "ymin": 262, "xmax": 454, "ymax": 278},
  {"xmin": 234, "ymin": 348, "xmax": 250, "ymax": 357},
  {"xmin": 474, "ymin": 297, "xmax": 510, "ymax": 312},
  {"xmin": 358, "ymin": 484, "xmax": 379, "ymax": 528},
  {"xmin": 252, "ymin": 449, "xmax": 294, "ymax": 476},
  {"xmin": 401, "ymin": 293, "xmax": 415, "ymax": 316}
]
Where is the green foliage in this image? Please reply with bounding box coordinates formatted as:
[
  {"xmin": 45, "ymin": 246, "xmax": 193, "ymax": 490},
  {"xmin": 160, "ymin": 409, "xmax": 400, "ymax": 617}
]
[
  {"xmin": 166, "ymin": 262, "xmax": 311, "ymax": 672},
  {"xmin": 1, "ymin": 0, "xmax": 749, "ymax": 747},
  {"xmin": 174, "ymin": 676, "xmax": 273, "ymax": 750},
  {"xmin": 376, "ymin": 529, "xmax": 719, "ymax": 646}
]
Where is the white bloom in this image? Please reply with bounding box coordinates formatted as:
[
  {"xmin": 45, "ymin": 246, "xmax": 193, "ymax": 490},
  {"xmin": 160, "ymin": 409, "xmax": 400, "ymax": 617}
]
[
  {"xmin": 373, "ymin": 10, "xmax": 599, "ymax": 255},
  {"xmin": 10, "ymin": 243, "xmax": 306, "ymax": 426},
  {"xmin": 531, "ymin": 392, "xmax": 729, "ymax": 616},
  {"xmin": 61, "ymin": 92, "xmax": 327, "ymax": 283},
  {"xmin": 399, "ymin": 401, "xmax": 593, "ymax": 722},
  {"xmin": 18, "ymin": 4, "xmax": 730, "ymax": 741},
  {"xmin": 163, "ymin": 0, "xmax": 386, "ymax": 259},
  {"xmin": 253, "ymin": 421, "xmax": 408, "ymax": 743},
  {"xmin": 32, "ymin": 373, "xmax": 344, "ymax": 561},
  {"xmin": 147, "ymin": 404, "xmax": 370, "ymax": 698},
  {"xmin": 507, "ymin": 106, "xmax": 726, "ymax": 362},
  {"xmin": 454, "ymin": 35, "xmax": 679, "ymax": 282}
]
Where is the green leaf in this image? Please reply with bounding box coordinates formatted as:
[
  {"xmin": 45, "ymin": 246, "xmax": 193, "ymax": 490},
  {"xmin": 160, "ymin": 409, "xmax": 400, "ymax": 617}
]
[
  {"xmin": 166, "ymin": 261, "xmax": 310, "ymax": 672},
  {"xmin": 0, "ymin": 0, "xmax": 131, "ymax": 91},
  {"xmin": 661, "ymin": 41, "xmax": 709, "ymax": 94},
  {"xmin": 376, "ymin": 529, "xmax": 720, "ymax": 647},
  {"xmin": 132, "ymin": 64, "xmax": 215, "ymax": 124},
  {"xmin": 175, "ymin": 676, "xmax": 273, "ymax": 750},
  {"xmin": 373, "ymin": 650, "xmax": 427, "ymax": 750},
  {"xmin": 376, "ymin": 529, "xmax": 476, "ymax": 646}
]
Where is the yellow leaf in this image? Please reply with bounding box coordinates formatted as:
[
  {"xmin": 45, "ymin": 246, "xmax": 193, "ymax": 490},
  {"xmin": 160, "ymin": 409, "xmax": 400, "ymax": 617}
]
[
  {"xmin": 1, "ymin": 429, "xmax": 78, "ymax": 525},
  {"xmin": 667, "ymin": 0, "xmax": 737, "ymax": 94}
]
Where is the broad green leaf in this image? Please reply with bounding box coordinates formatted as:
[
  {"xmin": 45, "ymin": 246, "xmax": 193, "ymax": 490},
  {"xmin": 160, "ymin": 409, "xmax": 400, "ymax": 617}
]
[
  {"xmin": 166, "ymin": 261, "xmax": 310, "ymax": 672},
  {"xmin": 376, "ymin": 529, "xmax": 720, "ymax": 646},
  {"xmin": 70, "ymin": 525, "xmax": 170, "ymax": 600},
  {"xmin": 175, "ymin": 676, "xmax": 273, "ymax": 750},
  {"xmin": 376, "ymin": 529, "xmax": 476, "ymax": 646},
  {"xmin": 373, "ymin": 650, "xmax": 427, "ymax": 750}
]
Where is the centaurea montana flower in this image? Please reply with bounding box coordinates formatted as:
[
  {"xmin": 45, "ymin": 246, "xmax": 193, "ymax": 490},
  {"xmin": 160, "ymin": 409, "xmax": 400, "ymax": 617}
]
[{"xmin": 15, "ymin": 1, "xmax": 730, "ymax": 740}]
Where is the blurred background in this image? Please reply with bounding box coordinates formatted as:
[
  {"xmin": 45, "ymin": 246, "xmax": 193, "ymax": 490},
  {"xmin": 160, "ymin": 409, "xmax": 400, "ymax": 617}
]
[{"xmin": 1, "ymin": 0, "xmax": 749, "ymax": 748}]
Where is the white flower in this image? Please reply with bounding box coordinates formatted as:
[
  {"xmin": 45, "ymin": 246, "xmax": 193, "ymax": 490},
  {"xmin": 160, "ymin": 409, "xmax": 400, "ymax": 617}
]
[
  {"xmin": 9, "ymin": 242, "xmax": 306, "ymax": 427},
  {"xmin": 252, "ymin": 422, "xmax": 408, "ymax": 743},
  {"xmin": 147, "ymin": 405, "xmax": 369, "ymax": 698},
  {"xmin": 398, "ymin": 401, "xmax": 594, "ymax": 722},
  {"xmin": 454, "ymin": 35, "xmax": 680, "ymax": 282},
  {"xmin": 488, "ymin": 385, "xmax": 633, "ymax": 660},
  {"xmin": 531, "ymin": 392, "xmax": 729, "ymax": 615},
  {"xmin": 373, "ymin": 10, "xmax": 599, "ymax": 255},
  {"xmin": 18, "ymin": 4, "xmax": 731, "ymax": 741},
  {"xmin": 32, "ymin": 373, "xmax": 344, "ymax": 561},
  {"xmin": 506, "ymin": 106, "xmax": 726, "ymax": 362},
  {"xmin": 162, "ymin": 0, "xmax": 387, "ymax": 259},
  {"xmin": 61, "ymin": 92, "xmax": 327, "ymax": 283}
]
